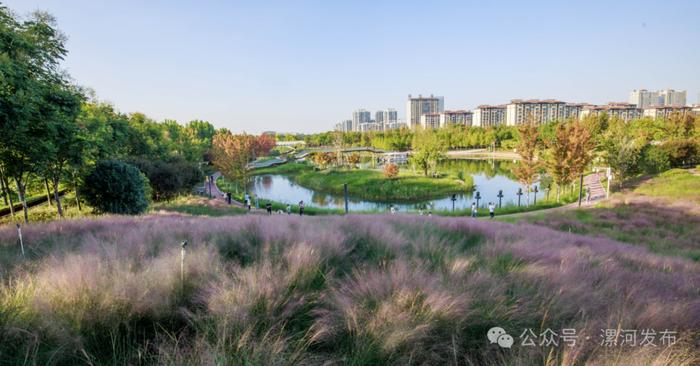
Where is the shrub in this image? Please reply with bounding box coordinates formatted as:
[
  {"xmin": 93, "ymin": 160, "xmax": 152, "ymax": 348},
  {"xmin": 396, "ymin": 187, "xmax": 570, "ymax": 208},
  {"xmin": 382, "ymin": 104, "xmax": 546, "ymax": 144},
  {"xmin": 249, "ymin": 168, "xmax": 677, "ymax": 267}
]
[
  {"xmin": 383, "ymin": 163, "xmax": 399, "ymax": 179},
  {"xmin": 82, "ymin": 160, "xmax": 150, "ymax": 214},
  {"xmin": 639, "ymin": 144, "xmax": 670, "ymax": 174}
]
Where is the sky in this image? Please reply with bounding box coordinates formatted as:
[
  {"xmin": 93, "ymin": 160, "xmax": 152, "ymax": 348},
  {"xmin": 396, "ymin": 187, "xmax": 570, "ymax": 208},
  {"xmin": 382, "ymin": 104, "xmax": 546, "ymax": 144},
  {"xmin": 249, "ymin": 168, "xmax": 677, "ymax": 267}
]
[{"xmin": 5, "ymin": 0, "xmax": 700, "ymax": 133}]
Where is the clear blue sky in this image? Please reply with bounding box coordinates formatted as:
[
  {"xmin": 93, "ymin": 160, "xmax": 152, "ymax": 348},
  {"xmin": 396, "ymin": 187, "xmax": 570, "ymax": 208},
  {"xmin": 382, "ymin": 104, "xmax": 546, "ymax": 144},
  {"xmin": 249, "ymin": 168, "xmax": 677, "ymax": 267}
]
[{"xmin": 5, "ymin": 0, "xmax": 700, "ymax": 133}]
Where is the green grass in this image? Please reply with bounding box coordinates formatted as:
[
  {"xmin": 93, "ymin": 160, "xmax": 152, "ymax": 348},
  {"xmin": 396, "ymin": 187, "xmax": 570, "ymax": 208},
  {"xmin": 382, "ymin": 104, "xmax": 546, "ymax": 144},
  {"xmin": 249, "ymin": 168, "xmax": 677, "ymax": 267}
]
[
  {"xmin": 251, "ymin": 162, "xmax": 473, "ymax": 202},
  {"xmin": 634, "ymin": 168, "xmax": 700, "ymax": 203},
  {"xmin": 0, "ymin": 193, "xmax": 93, "ymax": 224},
  {"xmin": 504, "ymin": 169, "xmax": 700, "ymax": 261}
]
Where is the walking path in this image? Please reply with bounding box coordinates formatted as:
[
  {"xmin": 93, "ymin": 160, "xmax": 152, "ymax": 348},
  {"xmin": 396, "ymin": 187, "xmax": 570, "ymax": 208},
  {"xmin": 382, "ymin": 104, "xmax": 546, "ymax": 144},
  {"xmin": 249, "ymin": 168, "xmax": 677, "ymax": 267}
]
[
  {"xmin": 496, "ymin": 172, "xmax": 608, "ymax": 219},
  {"xmin": 207, "ymin": 172, "xmax": 268, "ymax": 214}
]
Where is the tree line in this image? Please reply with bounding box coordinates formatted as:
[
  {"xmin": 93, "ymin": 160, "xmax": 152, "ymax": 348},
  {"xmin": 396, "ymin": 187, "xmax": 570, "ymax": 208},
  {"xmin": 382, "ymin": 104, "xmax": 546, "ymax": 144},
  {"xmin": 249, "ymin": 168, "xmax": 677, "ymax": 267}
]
[{"xmin": 0, "ymin": 8, "xmax": 221, "ymax": 221}]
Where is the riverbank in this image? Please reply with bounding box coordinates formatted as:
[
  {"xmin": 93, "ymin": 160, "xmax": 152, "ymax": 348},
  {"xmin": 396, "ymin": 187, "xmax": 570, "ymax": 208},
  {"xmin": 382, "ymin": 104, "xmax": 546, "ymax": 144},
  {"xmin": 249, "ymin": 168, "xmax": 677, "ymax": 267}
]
[{"xmin": 251, "ymin": 162, "xmax": 473, "ymax": 202}]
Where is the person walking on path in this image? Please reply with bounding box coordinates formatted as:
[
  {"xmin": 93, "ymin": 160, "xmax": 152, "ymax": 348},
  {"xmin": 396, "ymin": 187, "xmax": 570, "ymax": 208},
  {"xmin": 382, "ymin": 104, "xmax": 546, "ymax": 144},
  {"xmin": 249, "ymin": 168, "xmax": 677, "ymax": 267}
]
[
  {"xmin": 299, "ymin": 201, "xmax": 305, "ymax": 216},
  {"xmin": 586, "ymin": 189, "xmax": 591, "ymax": 204},
  {"xmin": 488, "ymin": 202, "xmax": 496, "ymax": 219},
  {"xmin": 286, "ymin": 204, "xmax": 292, "ymax": 215},
  {"xmin": 471, "ymin": 202, "xmax": 477, "ymax": 218},
  {"xmin": 390, "ymin": 205, "xmax": 396, "ymax": 215},
  {"xmin": 266, "ymin": 202, "xmax": 272, "ymax": 215}
]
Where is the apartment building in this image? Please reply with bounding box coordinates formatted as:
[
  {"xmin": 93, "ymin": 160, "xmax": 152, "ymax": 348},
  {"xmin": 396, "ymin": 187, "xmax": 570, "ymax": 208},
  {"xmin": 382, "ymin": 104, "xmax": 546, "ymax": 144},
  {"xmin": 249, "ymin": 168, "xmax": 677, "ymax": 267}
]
[
  {"xmin": 473, "ymin": 105, "xmax": 506, "ymax": 127},
  {"xmin": 580, "ymin": 103, "xmax": 642, "ymax": 121},
  {"xmin": 505, "ymin": 99, "xmax": 568, "ymax": 125},
  {"xmin": 406, "ymin": 94, "xmax": 444, "ymax": 128},
  {"xmin": 419, "ymin": 113, "xmax": 441, "ymax": 129},
  {"xmin": 440, "ymin": 110, "xmax": 473, "ymax": 127},
  {"xmin": 643, "ymin": 105, "xmax": 692, "ymax": 119}
]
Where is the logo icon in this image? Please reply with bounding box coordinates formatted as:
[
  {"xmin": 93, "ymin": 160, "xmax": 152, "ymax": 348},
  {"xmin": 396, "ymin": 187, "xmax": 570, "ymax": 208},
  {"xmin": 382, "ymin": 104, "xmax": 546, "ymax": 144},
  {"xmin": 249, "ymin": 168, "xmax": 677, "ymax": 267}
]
[{"xmin": 487, "ymin": 327, "xmax": 513, "ymax": 349}]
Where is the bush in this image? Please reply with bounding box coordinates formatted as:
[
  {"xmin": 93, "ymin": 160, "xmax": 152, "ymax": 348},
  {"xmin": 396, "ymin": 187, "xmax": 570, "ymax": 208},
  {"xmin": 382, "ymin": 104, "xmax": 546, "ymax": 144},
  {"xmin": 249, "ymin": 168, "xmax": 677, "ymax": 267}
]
[
  {"xmin": 82, "ymin": 160, "xmax": 150, "ymax": 214},
  {"xmin": 383, "ymin": 163, "xmax": 399, "ymax": 179},
  {"xmin": 639, "ymin": 145, "xmax": 670, "ymax": 174}
]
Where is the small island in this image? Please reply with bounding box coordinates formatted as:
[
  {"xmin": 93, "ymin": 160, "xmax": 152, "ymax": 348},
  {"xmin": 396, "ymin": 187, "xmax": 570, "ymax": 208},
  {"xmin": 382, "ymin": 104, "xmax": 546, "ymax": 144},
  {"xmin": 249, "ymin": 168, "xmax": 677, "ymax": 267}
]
[{"xmin": 252, "ymin": 161, "xmax": 473, "ymax": 202}]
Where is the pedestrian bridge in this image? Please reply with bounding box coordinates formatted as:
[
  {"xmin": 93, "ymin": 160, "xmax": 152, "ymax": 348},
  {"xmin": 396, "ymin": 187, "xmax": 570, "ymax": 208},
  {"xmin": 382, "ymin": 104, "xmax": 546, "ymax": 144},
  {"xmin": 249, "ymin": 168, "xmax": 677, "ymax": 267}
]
[{"xmin": 295, "ymin": 147, "xmax": 387, "ymax": 158}]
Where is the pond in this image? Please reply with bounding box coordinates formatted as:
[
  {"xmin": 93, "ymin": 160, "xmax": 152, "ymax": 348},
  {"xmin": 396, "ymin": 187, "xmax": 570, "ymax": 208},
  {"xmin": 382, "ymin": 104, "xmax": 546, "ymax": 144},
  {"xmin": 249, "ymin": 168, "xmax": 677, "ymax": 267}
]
[{"xmin": 247, "ymin": 159, "xmax": 544, "ymax": 212}]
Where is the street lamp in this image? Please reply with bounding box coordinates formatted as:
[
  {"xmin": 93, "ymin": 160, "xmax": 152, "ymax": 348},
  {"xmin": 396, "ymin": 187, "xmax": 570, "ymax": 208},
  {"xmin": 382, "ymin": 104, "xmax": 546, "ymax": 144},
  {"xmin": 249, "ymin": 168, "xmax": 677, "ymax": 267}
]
[
  {"xmin": 497, "ymin": 190, "xmax": 504, "ymax": 208},
  {"xmin": 451, "ymin": 194, "xmax": 457, "ymax": 212},
  {"xmin": 475, "ymin": 191, "xmax": 481, "ymax": 208},
  {"xmin": 533, "ymin": 185, "xmax": 539, "ymax": 205},
  {"xmin": 517, "ymin": 188, "xmax": 523, "ymax": 207}
]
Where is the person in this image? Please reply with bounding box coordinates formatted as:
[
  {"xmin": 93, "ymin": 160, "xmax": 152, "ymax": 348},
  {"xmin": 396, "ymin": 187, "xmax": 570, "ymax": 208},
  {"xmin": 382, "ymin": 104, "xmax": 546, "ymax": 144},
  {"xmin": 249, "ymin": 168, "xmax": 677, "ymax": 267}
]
[
  {"xmin": 390, "ymin": 205, "xmax": 396, "ymax": 215},
  {"xmin": 226, "ymin": 192, "xmax": 232, "ymax": 205},
  {"xmin": 488, "ymin": 202, "xmax": 496, "ymax": 219},
  {"xmin": 299, "ymin": 200, "xmax": 305, "ymax": 216},
  {"xmin": 586, "ymin": 189, "xmax": 591, "ymax": 204},
  {"xmin": 286, "ymin": 204, "xmax": 292, "ymax": 215},
  {"xmin": 244, "ymin": 193, "xmax": 250, "ymax": 205},
  {"xmin": 266, "ymin": 202, "xmax": 272, "ymax": 215},
  {"xmin": 471, "ymin": 202, "xmax": 477, "ymax": 218},
  {"xmin": 247, "ymin": 198, "xmax": 251, "ymax": 211},
  {"xmin": 428, "ymin": 210, "xmax": 432, "ymax": 217},
  {"xmin": 418, "ymin": 209, "xmax": 424, "ymax": 216}
]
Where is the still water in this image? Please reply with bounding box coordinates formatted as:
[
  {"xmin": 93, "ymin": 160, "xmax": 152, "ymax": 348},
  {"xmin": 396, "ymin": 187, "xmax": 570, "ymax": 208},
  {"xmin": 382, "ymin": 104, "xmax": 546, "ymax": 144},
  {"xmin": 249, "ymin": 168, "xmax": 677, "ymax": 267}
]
[{"xmin": 247, "ymin": 159, "xmax": 542, "ymax": 212}]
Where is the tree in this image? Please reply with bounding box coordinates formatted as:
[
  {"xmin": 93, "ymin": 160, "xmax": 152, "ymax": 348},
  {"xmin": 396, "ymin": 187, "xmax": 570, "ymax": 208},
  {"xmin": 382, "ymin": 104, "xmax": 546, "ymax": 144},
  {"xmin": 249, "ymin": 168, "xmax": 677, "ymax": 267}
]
[
  {"xmin": 41, "ymin": 82, "xmax": 85, "ymax": 218},
  {"xmin": 567, "ymin": 119, "xmax": 595, "ymax": 201},
  {"xmin": 254, "ymin": 134, "xmax": 276, "ymax": 157},
  {"xmin": 600, "ymin": 119, "xmax": 643, "ymax": 187},
  {"xmin": 411, "ymin": 128, "xmax": 446, "ymax": 176},
  {"xmin": 545, "ymin": 123, "xmax": 571, "ymax": 201},
  {"xmin": 82, "ymin": 160, "xmax": 150, "ymax": 214},
  {"xmin": 514, "ymin": 116, "xmax": 541, "ymax": 205},
  {"xmin": 211, "ymin": 132, "xmax": 256, "ymax": 191},
  {"xmin": 0, "ymin": 9, "xmax": 70, "ymax": 222}
]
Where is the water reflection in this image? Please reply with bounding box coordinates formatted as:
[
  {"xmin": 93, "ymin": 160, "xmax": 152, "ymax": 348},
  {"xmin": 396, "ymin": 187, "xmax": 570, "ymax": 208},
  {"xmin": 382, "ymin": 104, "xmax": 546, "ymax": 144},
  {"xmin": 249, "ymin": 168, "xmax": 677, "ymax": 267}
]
[{"xmin": 248, "ymin": 159, "xmax": 539, "ymax": 212}]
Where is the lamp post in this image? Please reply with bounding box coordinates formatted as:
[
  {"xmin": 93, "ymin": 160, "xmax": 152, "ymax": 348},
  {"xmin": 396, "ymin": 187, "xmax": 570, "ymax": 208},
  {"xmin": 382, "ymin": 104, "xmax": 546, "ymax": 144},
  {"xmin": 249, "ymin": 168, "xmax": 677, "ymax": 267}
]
[
  {"xmin": 475, "ymin": 191, "xmax": 481, "ymax": 209},
  {"xmin": 545, "ymin": 184, "xmax": 551, "ymax": 201},
  {"xmin": 497, "ymin": 190, "xmax": 504, "ymax": 208},
  {"xmin": 533, "ymin": 185, "xmax": 539, "ymax": 205},
  {"xmin": 517, "ymin": 188, "xmax": 523, "ymax": 207},
  {"xmin": 451, "ymin": 194, "xmax": 457, "ymax": 212},
  {"xmin": 344, "ymin": 183, "xmax": 349, "ymax": 214}
]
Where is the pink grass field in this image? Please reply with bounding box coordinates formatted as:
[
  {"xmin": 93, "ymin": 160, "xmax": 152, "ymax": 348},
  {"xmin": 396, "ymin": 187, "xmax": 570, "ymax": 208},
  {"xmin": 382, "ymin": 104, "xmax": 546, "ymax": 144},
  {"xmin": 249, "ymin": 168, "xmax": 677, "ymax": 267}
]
[{"xmin": 0, "ymin": 214, "xmax": 698, "ymax": 365}]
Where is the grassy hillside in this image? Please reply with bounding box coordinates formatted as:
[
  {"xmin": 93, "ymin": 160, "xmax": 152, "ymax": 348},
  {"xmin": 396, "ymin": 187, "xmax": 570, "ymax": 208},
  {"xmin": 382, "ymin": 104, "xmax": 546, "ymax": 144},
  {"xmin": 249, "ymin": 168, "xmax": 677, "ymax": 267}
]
[
  {"xmin": 1, "ymin": 215, "xmax": 698, "ymax": 365},
  {"xmin": 504, "ymin": 169, "xmax": 700, "ymax": 261}
]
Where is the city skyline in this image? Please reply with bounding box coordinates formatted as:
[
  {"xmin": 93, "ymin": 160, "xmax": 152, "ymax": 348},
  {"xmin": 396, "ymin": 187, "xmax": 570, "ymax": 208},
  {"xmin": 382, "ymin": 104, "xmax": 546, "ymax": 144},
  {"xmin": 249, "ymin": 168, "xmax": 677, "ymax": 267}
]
[{"xmin": 5, "ymin": 0, "xmax": 700, "ymax": 133}]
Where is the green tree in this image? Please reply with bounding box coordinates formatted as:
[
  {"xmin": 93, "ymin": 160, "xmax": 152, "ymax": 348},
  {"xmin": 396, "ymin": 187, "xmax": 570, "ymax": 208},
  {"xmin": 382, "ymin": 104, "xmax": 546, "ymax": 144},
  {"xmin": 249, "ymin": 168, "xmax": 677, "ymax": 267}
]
[
  {"xmin": 514, "ymin": 116, "xmax": 541, "ymax": 205},
  {"xmin": 411, "ymin": 128, "xmax": 446, "ymax": 177},
  {"xmin": 601, "ymin": 119, "xmax": 643, "ymax": 187}
]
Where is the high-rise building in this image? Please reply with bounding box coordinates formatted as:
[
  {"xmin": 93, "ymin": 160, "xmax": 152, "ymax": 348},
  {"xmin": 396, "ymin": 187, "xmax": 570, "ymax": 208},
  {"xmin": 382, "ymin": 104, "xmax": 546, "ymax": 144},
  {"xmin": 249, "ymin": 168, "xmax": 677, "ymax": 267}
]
[
  {"xmin": 630, "ymin": 89, "xmax": 687, "ymax": 108},
  {"xmin": 643, "ymin": 105, "xmax": 692, "ymax": 119},
  {"xmin": 335, "ymin": 119, "xmax": 352, "ymax": 132},
  {"xmin": 629, "ymin": 89, "xmax": 660, "ymax": 109},
  {"xmin": 564, "ymin": 103, "xmax": 589, "ymax": 120},
  {"xmin": 440, "ymin": 110, "xmax": 473, "ymax": 127},
  {"xmin": 406, "ymin": 94, "xmax": 444, "ymax": 128},
  {"xmin": 580, "ymin": 103, "xmax": 642, "ymax": 121},
  {"xmin": 505, "ymin": 99, "xmax": 567, "ymax": 125},
  {"xmin": 473, "ymin": 105, "xmax": 506, "ymax": 127},
  {"xmin": 352, "ymin": 109, "xmax": 371, "ymax": 131},
  {"xmin": 375, "ymin": 109, "xmax": 398, "ymax": 131},
  {"xmin": 658, "ymin": 89, "xmax": 686, "ymax": 106}
]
